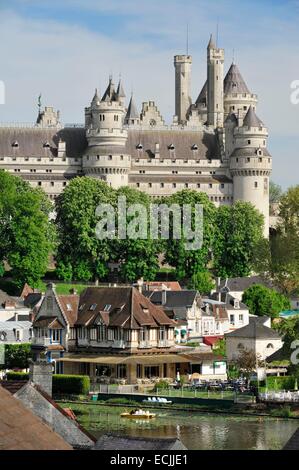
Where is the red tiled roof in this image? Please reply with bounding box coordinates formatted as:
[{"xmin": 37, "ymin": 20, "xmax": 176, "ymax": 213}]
[
  {"xmin": 203, "ymin": 336, "xmax": 223, "ymax": 347},
  {"xmin": 58, "ymin": 294, "xmax": 79, "ymax": 326},
  {"xmin": 144, "ymin": 282, "xmax": 182, "ymax": 291}
]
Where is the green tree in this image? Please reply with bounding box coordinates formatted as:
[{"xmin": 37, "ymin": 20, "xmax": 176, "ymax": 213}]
[
  {"xmin": 213, "ymin": 201, "xmax": 264, "ymax": 278},
  {"xmin": 1, "ymin": 343, "xmax": 32, "ymax": 370},
  {"xmin": 269, "ymin": 181, "xmax": 283, "ymax": 205},
  {"xmin": 114, "ymin": 187, "xmax": 161, "ymax": 282},
  {"xmin": 0, "ymin": 171, "xmax": 53, "ymax": 287},
  {"xmin": 188, "ymin": 270, "xmax": 215, "ymax": 295},
  {"xmin": 163, "ymin": 190, "xmax": 216, "ymax": 280},
  {"xmin": 55, "ymin": 177, "xmax": 116, "ymax": 281},
  {"xmin": 274, "ymin": 317, "xmax": 299, "ymax": 378},
  {"xmin": 232, "ymin": 349, "xmax": 262, "ymax": 386},
  {"xmin": 278, "ymin": 185, "xmax": 299, "ymax": 234},
  {"xmin": 242, "ymin": 284, "xmax": 290, "ymax": 318}
]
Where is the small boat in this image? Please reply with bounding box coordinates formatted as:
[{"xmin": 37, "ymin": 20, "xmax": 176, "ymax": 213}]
[{"xmin": 120, "ymin": 410, "xmax": 156, "ymax": 419}]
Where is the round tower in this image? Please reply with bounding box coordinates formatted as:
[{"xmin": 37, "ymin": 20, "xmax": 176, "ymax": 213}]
[
  {"xmin": 83, "ymin": 79, "xmax": 131, "ymax": 188},
  {"xmin": 229, "ymin": 106, "xmax": 272, "ymax": 237},
  {"xmin": 224, "ymin": 63, "xmax": 258, "ymax": 124},
  {"xmin": 174, "ymin": 55, "xmax": 192, "ymax": 125}
]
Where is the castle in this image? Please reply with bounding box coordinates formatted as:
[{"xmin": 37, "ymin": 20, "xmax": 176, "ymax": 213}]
[{"xmin": 0, "ymin": 35, "xmax": 272, "ymax": 236}]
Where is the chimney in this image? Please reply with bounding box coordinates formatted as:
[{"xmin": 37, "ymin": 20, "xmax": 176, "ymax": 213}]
[
  {"xmin": 137, "ymin": 277, "xmax": 144, "ymax": 293},
  {"xmin": 162, "ymin": 289, "xmax": 167, "ymax": 306},
  {"xmin": 29, "ymin": 361, "xmax": 53, "ymax": 397}
]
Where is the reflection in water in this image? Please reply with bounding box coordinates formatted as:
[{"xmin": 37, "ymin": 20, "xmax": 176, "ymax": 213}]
[{"xmin": 76, "ymin": 406, "xmax": 298, "ymax": 450}]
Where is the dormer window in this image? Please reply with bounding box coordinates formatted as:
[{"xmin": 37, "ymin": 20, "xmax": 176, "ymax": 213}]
[
  {"xmin": 66, "ymin": 304, "xmax": 72, "ymax": 311},
  {"xmin": 191, "ymin": 144, "xmax": 198, "ymax": 151},
  {"xmin": 234, "ymin": 299, "xmax": 240, "ymax": 309},
  {"xmin": 79, "ymin": 304, "xmax": 85, "ymax": 311},
  {"xmin": 103, "ymin": 304, "xmax": 111, "ymax": 312},
  {"xmin": 168, "ymin": 144, "xmax": 175, "ymax": 150},
  {"xmin": 89, "ymin": 304, "xmax": 97, "ymax": 311},
  {"xmin": 136, "ymin": 143, "xmax": 143, "ymax": 150},
  {"xmin": 11, "ymin": 141, "xmax": 19, "ymax": 148},
  {"xmin": 43, "ymin": 142, "xmax": 50, "ymax": 148}
]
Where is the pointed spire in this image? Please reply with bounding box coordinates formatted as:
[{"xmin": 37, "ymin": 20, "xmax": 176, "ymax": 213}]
[
  {"xmin": 224, "ymin": 63, "xmax": 251, "ymax": 95},
  {"xmin": 101, "ymin": 77, "xmax": 117, "ymax": 102},
  {"xmin": 91, "ymin": 88, "xmax": 100, "ymax": 106},
  {"xmin": 125, "ymin": 94, "xmax": 139, "ymax": 122},
  {"xmin": 208, "ymin": 34, "xmax": 216, "ymax": 50},
  {"xmin": 243, "ymin": 106, "xmax": 264, "ymax": 128},
  {"xmin": 117, "ymin": 78, "xmax": 126, "ymax": 99}
]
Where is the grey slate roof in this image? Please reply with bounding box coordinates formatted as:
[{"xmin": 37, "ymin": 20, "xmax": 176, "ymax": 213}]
[
  {"xmin": 125, "ymin": 95, "xmax": 139, "ymax": 120},
  {"xmin": 116, "ymin": 79, "xmax": 126, "ymax": 98},
  {"xmin": 224, "ymin": 63, "xmax": 251, "ymax": 95},
  {"xmin": 243, "ymin": 106, "xmax": 264, "ymax": 128},
  {"xmin": 225, "ymin": 317, "xmax": 281, "ymax": 340},
  {"xmin": 219, "ymin": 276, "xmax": 274, "ymax": 292},
  {"xmin": 94, "ymin": 433, "xmax": 187, "ymax": 450},
  {"xmin": 101, "ymin": 78, "xmax": 118, "ymax": 102},
  {"xmin": 231, "ymin": 147, "xmax": 271, "ymax": 158},
  {"xmin": 0, "ymin": 289, "xmax": 16, "ymax": 307},
  {"xmin": 195, "ymin": 81, "xmax": 207, "ymax": 107},
  {"xmin": 208, "ymin": 34, "xmax": 216, "ymax": 49},
  {"xmin": 147, "ymin": 290, "xmax": 197, "ymax": 309}
]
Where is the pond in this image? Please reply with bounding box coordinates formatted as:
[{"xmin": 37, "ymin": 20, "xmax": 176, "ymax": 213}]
[{"xmin": 62, "ymin": 403, "xmax": 298, "ymax": 450}]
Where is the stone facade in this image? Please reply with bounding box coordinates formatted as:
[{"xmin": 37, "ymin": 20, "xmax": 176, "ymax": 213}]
[{"xmin": 0, "ymin": 35, "xmax": 272, "ymax": 235}]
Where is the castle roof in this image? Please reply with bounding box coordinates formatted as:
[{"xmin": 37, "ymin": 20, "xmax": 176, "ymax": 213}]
[
  {"xmin": 125, "ymin": 95, "xmax": 139, "ymax": 121},
  {"xmin": 208, "ymin": 34, "xmax": 216, "ymax": 49},
  {"xmin": 225, "ymin": 317, "xmax": 281, "ymax": 340},
  {"xmin": 116, "ymin": 79, "xmax": 126, "ymax": 99},
  {"xmin": 195, "ymin": 81, "xmax": 207, "ymax": 107},
  {"xmin": 91, "ymin": 88, "xmax": 101, "ymax": 106},
  {"xmin": 224, "ymin": 63, "xmax": 251, "ymax": 95},
  {"xmin": 101, "ymin": 78, "xmax": 117, "ymax": 102},
  {"xmin": 243, "ymin": 106, "xmax": 264, "ymax": 127},
  {"xmin": 224, "ymin": 113, "xmax": 238, "ymax": 125}
]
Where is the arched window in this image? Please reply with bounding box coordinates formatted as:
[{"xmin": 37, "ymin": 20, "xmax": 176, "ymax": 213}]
[
  {"xmin": 237, "ymin": 343, "xmax": 245, "ymax": 350},
  {"xmin": 266, "ymin": 343, "xmax": 274, "ymax": 349}
]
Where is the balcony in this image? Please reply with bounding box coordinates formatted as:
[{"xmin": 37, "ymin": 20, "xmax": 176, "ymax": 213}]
[
  {"xmin": 113, "ymin": 340, "xmax": 126, "ymax": 349},
  {"xmin": 157, "ymin": 340, "xmax": 172, "ymax": 348},
  {"xmin": 31, "ymin": 337, "xmax": 51, "ymax": 347}
]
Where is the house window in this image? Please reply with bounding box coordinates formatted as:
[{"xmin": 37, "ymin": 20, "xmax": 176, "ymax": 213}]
[
  {"xmin": 266, "ymin": 343, "xmax": 274, "ymax": 349},
  {"xmin": 103, "ymin": 304, "xmax": 111, "ymax": 312},
  {"xmin": 159, "ymin": 327, "xmax": 166, "ymax": 341},
  {"xmin": 89, "ymin": 304, "xmax": 97, "ymax": 311},
  {"xmin": 239, "ymin": 314, "xmax": 244, "ymax": 324},
  {"xmin": 98, "ymin": 324, "xmax": 107, "ymax": 342},
  {"xmin": 230, "ymin": 314, "xmax": 235, "ymax": 325},
  {"xmin": 117, "ymin": 364, "xmax": 127, "ymax": 379},
  {"xmin": 237, "ymin": 343, "xmax": 244, "ymax": 350},
  {"xmin": 51, "ymin": 329, "xmax": 61, "ymax": 343}
]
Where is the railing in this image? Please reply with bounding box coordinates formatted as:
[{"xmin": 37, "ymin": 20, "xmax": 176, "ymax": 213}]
[
  {"xmin": 31, "ymin": 337, "xmax": 51, "ymax": 346},
  {"xmin": 139, "ymin": 341, "xmax": 152, "ymax": 349}
]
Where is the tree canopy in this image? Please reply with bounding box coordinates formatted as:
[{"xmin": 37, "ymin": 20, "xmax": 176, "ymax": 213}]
[
  {"xmin": 213, "ymin": 201, "xmax": 264, "ymax": 278},
  {"xmin": 242, "ymin": 284, "xmax": 290, "ymax": 318},
  {"xmin": 0, "ymin": 171, "xmax": 53, "ymax": 287}
]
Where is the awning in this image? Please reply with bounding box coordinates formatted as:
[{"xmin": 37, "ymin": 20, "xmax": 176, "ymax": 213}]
[{"xmin": 57, "ymin": 354, "xmax": 190, "ymax": 365}]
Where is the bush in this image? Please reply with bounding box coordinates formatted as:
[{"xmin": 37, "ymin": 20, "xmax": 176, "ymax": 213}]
[
  {"xmin": 153, "ymin": 380, "xmax": 169, "ymax": 391},
  {"xmin": 270, "ymin": 405, "xmax": 292, "ymax": 418},
  {"xmin": 266, "ymin": 376, "xmax": 295, "ymax": 391},
  {"xmin": 53, "ymin": 374, "xmax": 90, "ymax": 395},
  {"xmin": 6, "ymin": 371, "xmax": 29, "ymax": 381}
]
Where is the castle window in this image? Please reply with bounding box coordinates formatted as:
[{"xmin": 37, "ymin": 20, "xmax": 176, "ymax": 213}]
[
  {"xmin": 97, "ymin": 155, "xmax": 100, "ymax": 160},
  {"xmin": 172, "ymin": 171, "xmax": 178, "ymax": 174},
  {"xmin": 191, "ymin": 144, "xmax": 198, "ymax": 151},
  {"xmin": 196, "ymin": 171, "xmax": 202, "ymax": 175},
  {"xmin": 139, "ymin": 170, "xmax": 145, "ymax": 174},
  {"xmin": 149, "ymin": 183, "xmax": 152, "ymax": 188},
  {"xmin": 209, "ymin": 184, "xmax": 212, "ymax": 188},
  {"xmin": 254, "ymin": 181, "xmax": 258, "ymax": 188},
  {"xmin": 11, "ymin": 141, "xmax": 19, "ymax": 148},
  {"xmin": 221, "ymin": 184, "xmax": 225, "ymax": 189},
  {"xmin": 185, "ymin": 183, "xmax": 188, "ymax": 188},
  {"xmin": 136, "ymin": 144, "xmax": 143, "ymax": 150},
  {"xmin": 38, "ymin": 182, "xmax": 42, "ymax": 186},
  {"xmin": 197, "ymin": 184, "xmax": 201, "ymax": 188},
  {"xmin": 236, "ymin": 158, "xmax": 239, "ymax": 162},
  {"xmin": 63, "ymin": 182, "xmax": 67, "ymax": 187},
  {"xmin": 108, "ymin": 155, "xmax": 112, "ymax": 160},
  {"xmin": 168, "ymin": 144, "xmax": 175, "ymax": 150},
  {"xmin": 259, "ymin": 157, "xmax": 262, "ymax": 162},
  {"xmin": 172, "ymin": 160, "xmax": 176, "ymax": 163},
  {"xmin": 43, "ymin": 142, "xmax": 50, "ymax": 148},
  {"xmin": 247, "ymin": 158, "xmax": 250, "ymax": 162},
  {"xmin": 51, "ymin": 182, "xmax": 54, "ymax": 187},
  {"xmin": 172, "ymin": 183, "xmax": 176, "ymax": 188},
  {"xmin": 160, "ymin": 183, "xmax": 164, "ymax": 188},
  {"xmin": 120, "ymin": 155, "xmax": 124, "ymax": 160},
  {"xmin": 243, "ymin": 106, "xmax": 247, "ymax": 111},
  {"xmin": 248, "ymin": 140, "xmax": 251, "ymax": 145}
]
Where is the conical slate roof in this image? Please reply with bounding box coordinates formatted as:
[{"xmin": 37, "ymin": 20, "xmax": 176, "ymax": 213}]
[
  {"xmin": 101, "ymin": 77, "xmax": 117, "ymax": 102},
  {"xmin": 224, "ymin": 113, "xmax": 238, "ymax": 125},
  {"xmin": 117, "ymin": 79, "xmax": 126, "ymax": 98},
  {"xmin": 195, "ymin": 81, "xmax": 207, "ymax": 107},
  {"xmin": 91, "ymin": 88, "xmax": 101, "ymax": 106},
  {"xmin": 224, "ymin": 63, "xmax": 251, "ymax": 95},
  {"xmin": 125, "ymin": 95, "xmax": 139, "ymax": 121},
  {"xmin": 208, "ymin": 34, "xmax": 216, "ymax": 49},
  {"xmin": 243, "ymin": 106, "xmax": 263, "ymax": 127}
]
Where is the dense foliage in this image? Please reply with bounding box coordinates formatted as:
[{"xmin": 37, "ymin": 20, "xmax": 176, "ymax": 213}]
[
  {"xmin": 53, "ymin": 374, "xmax": 90, "ymax": 395},
  {"xmin": 242, "ymin": 285, "xmax": 290, "ymax": 318},
  {"xmin": 0, "ymin": 343, "xmax": 32, "ymax": 370},
  {"xmin": 0, "ymin": 171, "xmax": 53, "ymax": 287}
]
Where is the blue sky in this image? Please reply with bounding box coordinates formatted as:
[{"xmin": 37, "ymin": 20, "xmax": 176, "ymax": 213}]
[{"xmin": 0, "ymin": 0, "xmax": 298, "ymax": 188}]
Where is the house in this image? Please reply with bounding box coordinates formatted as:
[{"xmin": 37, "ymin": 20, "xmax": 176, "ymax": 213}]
[
  {"xmin": 135, "ymin": 278, "xmax": 182, "ymax": 292},
  {"xmin": 0, "ymin": 384, "xmax": 72, "ymax": 450},
  {"xmin": 145, "ymin": 289, "xmax": 202, "ymax": 340},
  {"xmin": 0, "ymin": 361, "xmax": 95, "ymax": 449},
  {"xmin": 214, "ymin": 276, "xmax": 273, "ymax": 302},
  {"xmin": 225, "ymin": 316, "xmax": 283, "ymax": 362},
  {"xmin": 0, "ymin": 321, "xmax": 32, "ymax": 344},
  {"xmin": 94, "ymin": 434, "xmax": 187, "ymax": 450},
  {"xmin": 32, "ymin": 283, "xmax": 79, "ymax": 372},
  {"xmin": 0, "ymin": 289, "xmax": 31, "ymax": 322}
]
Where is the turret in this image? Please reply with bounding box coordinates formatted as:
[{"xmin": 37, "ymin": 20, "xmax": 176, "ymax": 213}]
[
  {"xmin": 174, "ymin": 55, "xmax": 192, "ymax": 125},
  {"xmin": 83, "ymin": 77, "xmax": 131, "ymax": 188},
  {"xmin": 124, "ymin": 94, "xmax": 140, "ymax": 126},
  {"xmin": 229, "ymin": 106, "xmax": 272, "ymax": 237},
  {"xmin": 224, "ymin": 63, "xmax": 258, "ymax": 124},
  {"xmin": 207, "ymin": 35, "xmax": 224, "ymax": 128}
]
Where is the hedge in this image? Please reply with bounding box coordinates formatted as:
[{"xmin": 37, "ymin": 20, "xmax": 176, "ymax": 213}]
[
  {"xmin": 53, "ymin": 374, "xmax": 90, "ymax": 395},
  {"xmin": 6, "ymin": 372, "xmax": 29, "ymax": 381},
  {"xmin": 266, "ymin": 376, "xmax": 296, "ymax": 391}
]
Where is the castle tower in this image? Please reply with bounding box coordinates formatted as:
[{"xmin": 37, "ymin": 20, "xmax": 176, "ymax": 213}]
[
  {"xmin": 229, "ymin": 106, "xmax": 272, "ymax": 237},
  {"xmin": 174, "ymin": 55, "xmax": 192, "ymax": 125},
  {"xmin": 83, "ymin": 78, "xmax": 131, "ymax": 188},
  {"xmin": 125, "ymin": 94, "xmax": 140, "ymax": 126},
  {"xmin": 116, "ymin": 78, "xmax": 126, "ymax": 107},
  {"xmin": 224, "ymin": 63, "xmax": 258, "ymax": 124},
  {"xmin": 207, "ymin": 35, "xmax": 224, "ymax": 128}
]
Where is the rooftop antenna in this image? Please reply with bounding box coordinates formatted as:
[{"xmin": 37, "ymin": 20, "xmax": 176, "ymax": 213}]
[
  {"xmin": 232, "ymin": 48, "xmax": 235, "ymax": 64},
  {"xmin": 216, "ymin": 19, "xmax": 219, "ymax": 48},
  {"xmin": 186, "ymin": 23, "xmax": 189, "ymax": 55}
]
